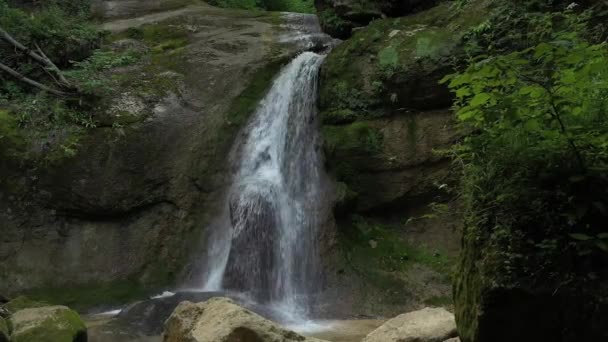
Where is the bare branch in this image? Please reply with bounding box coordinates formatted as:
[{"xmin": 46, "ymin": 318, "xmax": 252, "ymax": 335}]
[
  {"xmin": 0, "ymin": 26, "xmax": 72, "ymax": 88},
  {"xmin": 0, "ymin": 62, "xmax": 68, "ymax": 96}
]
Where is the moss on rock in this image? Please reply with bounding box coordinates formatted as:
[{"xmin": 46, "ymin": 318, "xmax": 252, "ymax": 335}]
[
  {"xmin": 20, "ymin": 279, "xmax": 158, "ymax": 312},
  {"xmin": 10, "ymin": 306, "xmax": 86, "ymax": 342},
  {"xmin": 319, "ymin": 1, "xmax": 492, "ymax": 122},
  {"xmin": 4, "ymin": 297, "xmax": 47, "ymax": 314}
]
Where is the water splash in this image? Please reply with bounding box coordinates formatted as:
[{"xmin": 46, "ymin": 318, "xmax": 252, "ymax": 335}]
[{"xmin": 200, "ymin": 52, "xmax": 328, "ymax": 321}]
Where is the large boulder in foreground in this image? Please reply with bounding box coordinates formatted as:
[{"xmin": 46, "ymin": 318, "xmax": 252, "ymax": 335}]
[
  {"xmin": 9, "ymin": 305, "xmax": 87, "ymax": 342},
  {"xmin": 363, "ymin": 307, "xmax": 457, "ymax": 342},
  {"xmin": 164, "ymin": 297, "xmax": 326, "ymax": 342}
]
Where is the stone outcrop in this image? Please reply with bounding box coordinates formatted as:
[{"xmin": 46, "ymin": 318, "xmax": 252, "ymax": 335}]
[
  {"xmin": 455, "ymin": 231, "xmax": 608, "ymax": 342},
  {"xmin": 163, "ymin": 297, "xmax": 327, "ymax": 342},
  {"xmin": 315, "ymin": 0, "xmax": 440, "ymax": 38},
  {"xmin": 319, "ymin": 1, "xmax": 491, "ymax": 214},
  {"xmin": 363, "ymin": 307, "xmax": 457, "ymax": 342},
  {"xmin": 315, "ymin": 0, "xmax": 494, "ymax": 318}
]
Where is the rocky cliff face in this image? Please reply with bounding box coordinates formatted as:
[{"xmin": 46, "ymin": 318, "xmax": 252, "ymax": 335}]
[
  {"xmin": 0, "ymin": 3, "xmax": 315, "ymax": 307},
  {"xmin": 315, "ymin": 1, "xmax": 495, "ymax": 316},
  {"xmin": 314, "ymin": 0, "xmax": 439, "ymax": 38}
]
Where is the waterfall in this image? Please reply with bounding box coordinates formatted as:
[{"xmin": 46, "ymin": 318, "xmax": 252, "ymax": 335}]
[{"xmin": 201, "ymin": 51, "xmax": 328, "ymax": 320}]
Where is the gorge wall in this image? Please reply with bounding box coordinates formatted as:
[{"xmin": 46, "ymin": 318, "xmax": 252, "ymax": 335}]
[{"xmin": 0, "ymin": 3, "xmax": 310, "ymax": 306}]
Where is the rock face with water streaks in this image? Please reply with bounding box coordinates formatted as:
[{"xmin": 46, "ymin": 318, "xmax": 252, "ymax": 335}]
[
  {"xmin": 163, "ymin": 297, "xmax": 327, "ymax": 342},
  {"xmin": 223, "ymin": 189, "xmax": 279, "ymax": 300},
  {"xmin": 0, "ymin": 4, "xmax": 327, "ymax": 303},
  {"xmin": 201, "ymin": 51, "xmax": 332, "ymax": 312},
  {"xmin": 363, "ymin": 307, "xmax": 457, "ymax": 342}
]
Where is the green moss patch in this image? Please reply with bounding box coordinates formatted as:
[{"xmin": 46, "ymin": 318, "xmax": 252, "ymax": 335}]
[
  {"xmin": 10, "ymin": 306, "xmax": 86, "ymax": 342},
  {"xmin": 319, "ymin": 0, "xmax": 491, "ymax": 121},
  {"xmin": 21, "ymin": 279, "xmax": 158, "ymax": 311},
  {"xmin": 4, "ymin": 296, "xmax": 48, "ymax": 314},
  {"xmin": 341, "ymin": 215, "xmax": 454, "ymax": 277}
]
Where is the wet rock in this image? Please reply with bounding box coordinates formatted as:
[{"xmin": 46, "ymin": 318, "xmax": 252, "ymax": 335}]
[
  {"xmin": 363, "ymin": 307, "xmax": 457, "ymax": 342},
  {"xmin": 10, "ymin": 305, "xmax": 87, "ymax": 342},
  {"xmin": 223, "ymin": 187, "xmax": 279, "ymax": 301},
  {"xmin": 163, "ymin": 297, "xmax": 327, "ymax": 342}
]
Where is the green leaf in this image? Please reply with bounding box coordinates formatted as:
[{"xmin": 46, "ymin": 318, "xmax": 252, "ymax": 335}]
[
  {"xmin": 570, "ymin": 233, "xmax": 593, "ymax": 241},
  {"xmin": 597, "ymin": 233, "xmax": 608, "ymax": 239},
  {"xmin": 596, "ymin": 241, "xmax": 608, "ymax": 253},
  {"xmin": 470, "ymin": 93, "xmax": 491, "ymax": 107}
]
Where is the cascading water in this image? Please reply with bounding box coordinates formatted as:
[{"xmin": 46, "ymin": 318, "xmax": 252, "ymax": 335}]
[{"xmin": 200, "ymin": 51, "xmax": 329, "ymax": 321}]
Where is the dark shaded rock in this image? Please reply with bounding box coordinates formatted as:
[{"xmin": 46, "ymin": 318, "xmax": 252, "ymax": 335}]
[
  {"xmin": 315, "ymin": 0, "xmax": 440, "ymax": 38},
  {"xmin": 0, "ymin": 317, "xmax": 8, "ymax": 342},
  {"xmin": 223, "ymin": 187, "xmax": 279, "ymax": 301}
]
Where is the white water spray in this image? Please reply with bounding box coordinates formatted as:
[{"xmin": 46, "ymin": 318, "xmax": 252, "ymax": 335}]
[{"xmin": 201, "ymin": 51, "xmax": 328, "ymax": 321}]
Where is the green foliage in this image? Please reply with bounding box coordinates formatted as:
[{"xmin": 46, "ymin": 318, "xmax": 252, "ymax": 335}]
[
  {"xmin": 0, "ymin": 109, "xmax": 24, "ymax": 159},
  {"xmin": 0, "ymin": 0, "xmax": 100, "ymax": 70},
  {"xmin": 444, "ymin": 8, "xmax": 608, "ymax": 283},
  {"xmin": 65, "ymin": 50, "xmax": 141, "ymax": 96},
  {"xmin": 341, "ymin": 215, "xmax": 453, "ymax": 275},
  {"xmin": 318, "ymin": 8, "xmax": 352, "ymax": 38},
  {"xmin": 0, "ymin": 0, "xmax": 146, "ymax": 162}
]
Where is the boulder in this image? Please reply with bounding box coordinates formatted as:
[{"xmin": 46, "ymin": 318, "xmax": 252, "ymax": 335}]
[
  {"xmin": 363, "ymin": 307, "xmax": 457, "ymax": 342},
  {"xmin": 9, "ymin": 305, "xmax": 87, "ymax": 342},
  {"xmin": 223, "ymin": 187, "xmax": 280, "ymax": 301},
  {"xmin": 163, "ymin": 297, "xmax": 327, "ymax": 342}
]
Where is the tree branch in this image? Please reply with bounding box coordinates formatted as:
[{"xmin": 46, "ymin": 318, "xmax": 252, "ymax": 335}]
[
  {"xmin": 0, "ymin": 62, "xmax": 68, "ymax": 96},
  {"xmin": 0, "ymin": 26, "xmax": 72, "ymax": 88}
]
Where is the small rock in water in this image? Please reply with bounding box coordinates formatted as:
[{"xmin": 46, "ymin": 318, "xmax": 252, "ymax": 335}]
[{"xmin": 363, "ymin": 307, "xmax": 457, "ymax": 342}]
